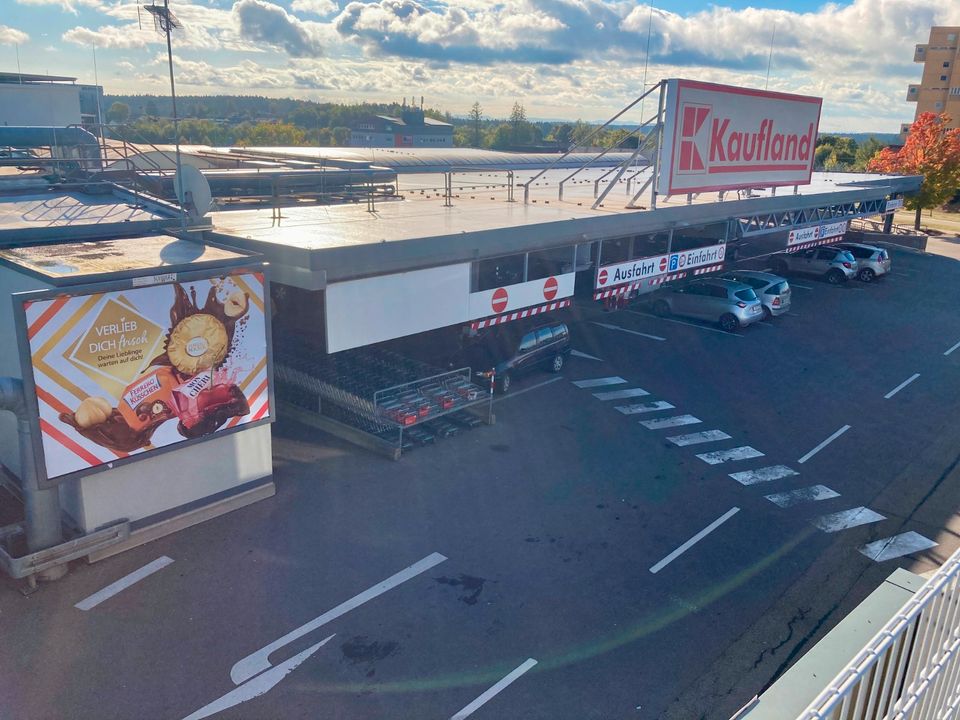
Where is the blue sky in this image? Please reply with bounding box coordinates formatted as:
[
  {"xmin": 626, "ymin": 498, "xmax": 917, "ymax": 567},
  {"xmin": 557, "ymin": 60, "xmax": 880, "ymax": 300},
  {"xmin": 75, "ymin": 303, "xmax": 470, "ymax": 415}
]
[{"xmin": 2, "ymin": 0, "xmax": 959, "ymax": 132}]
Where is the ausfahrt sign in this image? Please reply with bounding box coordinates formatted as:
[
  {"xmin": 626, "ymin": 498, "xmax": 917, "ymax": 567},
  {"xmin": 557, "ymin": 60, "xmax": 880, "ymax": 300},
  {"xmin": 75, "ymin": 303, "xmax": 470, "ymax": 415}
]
[{"xmin": 658, "ymin": 79, "xmax": 822, "ymax": 196}]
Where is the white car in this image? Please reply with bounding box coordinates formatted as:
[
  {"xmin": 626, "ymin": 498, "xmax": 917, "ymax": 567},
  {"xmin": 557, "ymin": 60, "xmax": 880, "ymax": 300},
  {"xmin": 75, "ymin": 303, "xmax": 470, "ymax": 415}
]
[{"xmin": 836, "ymin": 243, "xmax": 892, "ymax": 283}]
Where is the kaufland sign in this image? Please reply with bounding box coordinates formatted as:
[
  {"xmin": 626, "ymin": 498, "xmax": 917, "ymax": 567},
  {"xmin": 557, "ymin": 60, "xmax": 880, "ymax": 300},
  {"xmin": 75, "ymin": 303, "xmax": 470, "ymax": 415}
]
[{"xmin": 658, "ymin": 79, "xmax": 822, "ymax": 195}]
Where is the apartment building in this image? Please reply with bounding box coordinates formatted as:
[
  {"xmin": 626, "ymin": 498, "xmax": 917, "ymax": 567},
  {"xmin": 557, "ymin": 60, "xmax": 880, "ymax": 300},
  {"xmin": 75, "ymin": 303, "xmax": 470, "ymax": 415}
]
[{"xmin": 904, "ymin": 26, "xmax": 960, "ymax": 135}]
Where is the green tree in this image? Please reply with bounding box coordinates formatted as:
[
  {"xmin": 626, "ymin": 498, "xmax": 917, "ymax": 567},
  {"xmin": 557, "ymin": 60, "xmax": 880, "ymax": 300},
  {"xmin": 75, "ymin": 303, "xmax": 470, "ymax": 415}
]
[
  {"xmin": 509, "ymin": 102, "xmax": 526, "ymax": 144},
  {"xmin": 144, "ymin": 100, "xmax": 159, "ymax": 117},
  {"xmin": 853, "ymin": 137, "xmax": 885, "ymax": 170},
  {"xmin": 106, "ymin": 101, "xmax": 130, "ymax": 124},
  {"xmin": 868, "ymin": 112, "xmax": 960, "ymax": 230},
  {"xmin": 469, "ymin": 102, "xmax": 483, "ymax": 148}
]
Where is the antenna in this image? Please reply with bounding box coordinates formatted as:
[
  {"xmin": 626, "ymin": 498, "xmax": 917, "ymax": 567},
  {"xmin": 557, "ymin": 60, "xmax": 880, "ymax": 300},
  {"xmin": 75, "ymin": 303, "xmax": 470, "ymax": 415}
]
[
  {"xmin": 143, "ymin": 0, "xmax": 186, "ymax": 233},
  {"xmin": 765, "ymin": 22, "xmax": 776, "ymax": 90}
]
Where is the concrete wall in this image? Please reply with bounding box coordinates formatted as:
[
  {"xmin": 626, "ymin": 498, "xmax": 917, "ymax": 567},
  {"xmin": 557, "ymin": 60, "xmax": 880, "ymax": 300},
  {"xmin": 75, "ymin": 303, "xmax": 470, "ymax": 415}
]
[{"xmin": 0, "ymin": 84, "xmax": 82, "ymax": 127}]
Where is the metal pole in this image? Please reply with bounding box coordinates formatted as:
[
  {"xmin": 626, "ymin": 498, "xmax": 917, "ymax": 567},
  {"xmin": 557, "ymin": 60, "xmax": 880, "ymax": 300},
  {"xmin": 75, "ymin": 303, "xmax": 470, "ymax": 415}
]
[
  {"xmin": 651, "ymin": 82, "xmax": 666, "ymax": 210},
  {"xmin": 164, "ymin": 0, "xmax": 187, "ymax": 233},
  {"xmin": 765, "ymin": 23, "xmax": 776, "ymax": 90}
]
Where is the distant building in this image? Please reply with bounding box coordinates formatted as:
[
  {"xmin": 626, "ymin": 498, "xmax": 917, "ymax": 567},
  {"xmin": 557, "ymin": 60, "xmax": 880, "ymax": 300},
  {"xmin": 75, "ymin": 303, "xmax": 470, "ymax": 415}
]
[
  {"xmin": 350, "ymin": 108, "xmax": 453, "ymax": 148},
  {"xmin": 0, "ymin": 72, "xmax": 103, "ymax": 128},
  {"xmin": 904, "ymin": 26, "xmax": 960, "ymax": 137}
]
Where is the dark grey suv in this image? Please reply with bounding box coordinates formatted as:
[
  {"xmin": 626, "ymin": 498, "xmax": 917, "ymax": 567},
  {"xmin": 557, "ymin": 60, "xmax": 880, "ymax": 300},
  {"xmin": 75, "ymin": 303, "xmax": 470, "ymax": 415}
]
[{"xmin": 455, "ymin": 322, "xmax": 571, "ymax": 393}]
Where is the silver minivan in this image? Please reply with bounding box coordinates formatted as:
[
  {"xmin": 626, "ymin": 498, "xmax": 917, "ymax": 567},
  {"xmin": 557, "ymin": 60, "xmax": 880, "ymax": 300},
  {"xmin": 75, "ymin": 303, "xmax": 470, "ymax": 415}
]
[
  {"xmin": 720, "ymin": 270, "xmax": 791, "ymax": 319},
  {"xmin": 837, "ymin": 242, "xmax": 892, "ymax": 282},
  {"xmin": 772, "ymin": 245, "xmax": 858, "ymax": 284},
  {"xmin": 653, "ymin": 278, "xmax": 764, "ymax": 331}
]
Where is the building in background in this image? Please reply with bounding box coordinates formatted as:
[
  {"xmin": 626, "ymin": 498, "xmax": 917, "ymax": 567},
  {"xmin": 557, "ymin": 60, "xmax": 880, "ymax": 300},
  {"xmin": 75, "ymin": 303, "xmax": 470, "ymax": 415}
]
[
  {"xmin": 904, "ymin": 26, "xmax": 960, "ymax": 137},
  {"xmin": 350, "ymin": 107, "xmax": 453, "ymax": 148},
  {"xmin": 0, "ymin": 72, "xmax": 103, "ymax": 129}
]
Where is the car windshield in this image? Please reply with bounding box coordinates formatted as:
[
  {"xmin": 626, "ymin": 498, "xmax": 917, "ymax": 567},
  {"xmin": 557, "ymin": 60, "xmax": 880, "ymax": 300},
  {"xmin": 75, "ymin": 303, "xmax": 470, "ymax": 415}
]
[
  {"xmin": 734, "ymin": 288, "xmax": 758, "ymax": 301},
  {"xmin": 768, "ymin": 281, "xmax": 788, "ymax": 294}
]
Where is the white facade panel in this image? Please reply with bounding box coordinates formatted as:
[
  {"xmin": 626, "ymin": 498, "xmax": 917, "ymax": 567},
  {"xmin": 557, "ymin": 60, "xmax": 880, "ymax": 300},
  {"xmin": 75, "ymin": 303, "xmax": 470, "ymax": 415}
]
[
  {"xmin": 468, "ymin": 274, "xmax": 574, "ymax": 318},
  {"xmin": 0, "ymin": 84, "xmax": 82, "ymax": 126}
]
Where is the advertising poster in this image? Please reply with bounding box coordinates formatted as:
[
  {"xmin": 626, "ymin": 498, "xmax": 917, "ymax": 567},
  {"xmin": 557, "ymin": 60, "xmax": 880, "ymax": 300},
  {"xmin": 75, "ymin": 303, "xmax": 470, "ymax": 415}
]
[{"xmin": 21, "ymin": 271, "xmax": 270, "ymax": 483}]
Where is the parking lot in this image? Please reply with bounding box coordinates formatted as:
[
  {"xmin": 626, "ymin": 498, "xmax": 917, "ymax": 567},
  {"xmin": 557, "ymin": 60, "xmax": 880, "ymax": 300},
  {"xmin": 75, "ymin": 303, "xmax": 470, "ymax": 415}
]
[{"xmin": 5, "ymin": 241, "xmax": 960, "ymax": 720}]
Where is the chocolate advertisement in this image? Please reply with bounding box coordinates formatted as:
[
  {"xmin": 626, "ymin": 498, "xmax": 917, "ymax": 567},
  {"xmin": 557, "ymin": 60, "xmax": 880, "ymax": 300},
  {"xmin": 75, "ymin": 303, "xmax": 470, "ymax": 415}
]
[{"xmin": 21, "ymin": 271, "xmax": 270, "ymax": 481}]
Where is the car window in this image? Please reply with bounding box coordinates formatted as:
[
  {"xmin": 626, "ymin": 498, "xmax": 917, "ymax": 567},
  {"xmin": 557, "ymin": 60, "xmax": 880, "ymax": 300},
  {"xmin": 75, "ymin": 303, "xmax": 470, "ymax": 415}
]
[
  {"xmin": 519, "ymin": 332, "xmax": 537, "ymax": 352},
  {"xmin": 536, "ymin": 327, "xmax": 553, "ymax": 344},
  {"xmin": 815, "ymin": 248, "xmax": 835, "ymax": 260},
  {"xmin": 744, "ymin": 277, "xmax": 766, "ymax": 289},
  {"xmin": 768, "ymin": 281, "xmax": 788, "ymax": 294},
  {"xmin": 839, "ymin": 250, "xmax": 855, "ymax": 263},
  {"xmin": 735, "ymin": 288, "xmax": 758, "ymax": 301},
  {"xmin": 551, "ymin": 324, "xmax": 568, "ymax": 340}
]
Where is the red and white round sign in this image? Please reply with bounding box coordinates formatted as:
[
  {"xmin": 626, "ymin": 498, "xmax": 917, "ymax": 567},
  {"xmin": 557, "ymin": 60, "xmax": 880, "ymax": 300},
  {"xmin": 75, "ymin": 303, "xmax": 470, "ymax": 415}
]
[
  {"xmin": 491, "ymin": 287, "xmax": 509, "ymax": 314},
  {"xmin": 543, "ymin": 277, "xmax": 558, "ymax": 301},
  {"xmin": 598, "ymin": 268, "xmax": 608, "ymax": 285},
  {"xmin": 659, "ymin": 257, "xmax": 667, "ymax": 272}
]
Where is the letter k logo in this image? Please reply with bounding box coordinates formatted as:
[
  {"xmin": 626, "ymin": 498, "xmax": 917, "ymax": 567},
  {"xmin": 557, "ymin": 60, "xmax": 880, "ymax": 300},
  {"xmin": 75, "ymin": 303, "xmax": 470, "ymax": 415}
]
[{"xmin": 678, "ymin": 103, "xmax": 710, "ymax": 174}]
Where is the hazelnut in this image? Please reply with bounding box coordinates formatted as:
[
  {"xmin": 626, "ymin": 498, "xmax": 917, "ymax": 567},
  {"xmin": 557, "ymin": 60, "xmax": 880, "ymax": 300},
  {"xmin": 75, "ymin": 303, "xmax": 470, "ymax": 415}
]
[{"xmin": 75, "ymin": 397, "xmax": 111, "ymax": 428}]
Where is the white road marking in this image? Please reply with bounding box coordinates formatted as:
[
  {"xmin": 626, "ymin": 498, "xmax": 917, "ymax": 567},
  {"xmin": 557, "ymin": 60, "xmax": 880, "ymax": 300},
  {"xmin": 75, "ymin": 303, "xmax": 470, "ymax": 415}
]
[
  {"xmin": 74, "ymin": 556, "xmax": 174, "ymax": 611},
  {"xmin": 696, "ymin": 446, "xmax": 765, "ymax": 465},
  {"xmin": 649, "ymin": 507, "xmax": 740, "ymax": 574},
  {"xmin": 729, "ymin": 465, "xmax": 798, "ymax": 486},
  {"xmin": 640, "ymin": 415, "xmax": 702, "ymax": 430},
  {"xmin": 615, "ymin": 401, "xmax": 675, "ymax": 415},
  {"xmin": 944, "ymin": 339, "xmax": 960, "ymax": 356},
  {"xmin": 859, "ymin": 532, "xmax": 938, "ymax": 562},
  {"xmin": 183, "ymin": 635, "xmax": 335, "ymax": 720},
  {"xmin": 449, "ymin": 658, "xmax": 538, "ymax": 719},
  {"xmin": 765, "ymin": 485, "xmax": 840, "ymax": 508},
  {"xmin": 493, "ymin": 376, "xmax": 564, "ymax": 403},
  {"xmin": 667, "ymin": 429, "xmax": 731, "ymax": 447},
  {"xmin": 570, "ymin": 349, "xmax": 603, "ymax": 361},
  {"xmin": 884, "ymin": 373, "xmax": 920, "ymax": 399},
  {"xmin": 790, "ymin": 283, "xmax": 814, "ymax": 290},
  {"xmin": 624, "ymin": 310, "xmax": 741, "ymax": 337},
  {"xmin": 797, "ymin": 425, "xmax": 850, "ymax": 464},
  {"xmin": 813, "ymin": 507, "xmax": 886, "ymax": 533},
  {"xmin": 230, "ymin": 552, "xmax": 447, "ymax": 685},
  {"xmin": 593, "ymin": 387, "xmax": 650, "ymax": 401},
  {"xmin": 572, "ymin": 376, "xmax": 626, "ymax": 388},
  {"xmin": 591, "ymin": 321, "xmax": 666, "ymax": 342}
]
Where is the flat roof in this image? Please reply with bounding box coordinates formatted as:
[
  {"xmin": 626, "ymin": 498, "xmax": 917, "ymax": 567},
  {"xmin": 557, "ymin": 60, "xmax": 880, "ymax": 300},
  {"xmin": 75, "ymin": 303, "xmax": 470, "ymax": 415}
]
[
  {"xmin": 208, "ymin": 168, "xmax": 920, "ymax": 287},
  {"xmin": 0, "ymin": 189, "xmax": 181, "ymax": 244},
  {"xmin": 0, "ymin": 235, "xmax": 256, "ymax": 286}
]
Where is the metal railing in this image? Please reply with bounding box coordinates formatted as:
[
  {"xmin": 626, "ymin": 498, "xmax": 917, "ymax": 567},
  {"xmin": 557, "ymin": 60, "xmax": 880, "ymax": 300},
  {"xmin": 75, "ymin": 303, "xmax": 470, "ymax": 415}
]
[
  {"xmin": 799, "ymin": 545, "xmax": 960, "ymax": 719},
  {"xmin": 848, "ymin": 217, "xmax": 918, "ymax": 237}
]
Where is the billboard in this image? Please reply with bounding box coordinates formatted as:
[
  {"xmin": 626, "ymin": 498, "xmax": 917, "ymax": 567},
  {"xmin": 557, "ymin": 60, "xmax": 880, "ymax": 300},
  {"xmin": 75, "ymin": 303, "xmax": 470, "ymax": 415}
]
[
  {"xmin": 595, "ymin": 245, "xmax": 726, "ymax": 290},
  {"xmin": 658, "ymin": 79, "xmax": 822, "ymax": 196},
  {"xmin": 17, "ymin": 270, "xmax": 271, "ymax": 485}
]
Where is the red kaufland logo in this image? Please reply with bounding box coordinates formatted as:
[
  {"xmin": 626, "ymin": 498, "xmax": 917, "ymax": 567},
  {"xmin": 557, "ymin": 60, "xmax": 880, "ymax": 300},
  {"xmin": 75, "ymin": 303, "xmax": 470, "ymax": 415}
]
[{"xmin": 676, "ymin": 102, "xmax": 816, "ymax": 176}]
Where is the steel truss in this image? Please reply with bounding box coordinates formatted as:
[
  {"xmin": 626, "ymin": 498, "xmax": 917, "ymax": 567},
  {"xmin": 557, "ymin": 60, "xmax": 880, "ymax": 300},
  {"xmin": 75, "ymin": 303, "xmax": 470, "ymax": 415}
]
[{"xmin": 735, "ymin": 197, "xmax": 887, "ymax": 237}]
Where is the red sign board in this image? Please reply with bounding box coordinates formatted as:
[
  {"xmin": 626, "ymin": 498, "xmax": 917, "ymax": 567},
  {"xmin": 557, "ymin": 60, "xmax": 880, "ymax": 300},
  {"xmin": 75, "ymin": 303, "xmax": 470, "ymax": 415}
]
[
  {"xmin": 491, "ymin": 287, "xmax": 509, "ymax": 314},
  {"xmin": 598, "ymin": 268, "xmax": 608, "ymax": 285},
  {"xmin": 659, "ymin": 257, "xmax": 668, "ymax": 272},
  {"xmin": 543, "ymin": 277, "xmax": 558, "ymax": 301}
]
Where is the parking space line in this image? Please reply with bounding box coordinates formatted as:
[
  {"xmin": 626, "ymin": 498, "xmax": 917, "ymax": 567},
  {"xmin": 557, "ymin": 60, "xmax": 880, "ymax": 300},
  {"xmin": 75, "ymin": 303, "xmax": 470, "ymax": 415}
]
[
  {"xmin": 765, "ymin": 485, "xmax": 840, "ymax": 508},
  {"xmin": 729, "ymin": 465, "xmax": 799, "ymax": 486},
  {"xmin": 696, "ymin": 446, "xmax": 765, "ymax": 465},
  {"xmin": 813, "ymin": 507, "xmax": 886, "ymax": 533},
  {"xmin": 591, "ymin": 321, "xmax": 666, "ymax": 342},
  {"xmin": 859, "ymin": 532, "xmax": 938, "ymax": 563},
  {"xmin": 667, "ymin": 429, "xmax": 731, "ymax": 447},
  {"xmin": 494, "ymin": 376, "xmax": 564, "ymax": 403},
  {"xmin": 945, "ymin": 339, "xmax": 960, "ymax": 356},
  {"xmin": 623, "ymin": 310, "xmax": 741, "ymax": 337},
  {"xmin": 790, "ymin": 283, "xmax": 814, "ymax": 290},
  {"xmin": 797, "ymin": 425, "xmax": 850, "ymax": 464},
  {"xmin": 593, "ymin": 387, "xmax": 650, "ymax": 401},
  {"xmin": 74, "ymin": 556, "xmax": 174, "ymax": 611},
  {"xmin": 615, "ymin": 401, "xmax": 675, "ymax": 415},
  {"xmin": 572, "ymin": 376, "xmax": 626, "ymax": 389},
  {"xmin": 640, "ymin": 414, "xmax": 701, "ymax": 430},
  {"xmin": 570, "ymin": 349, "xmax": 603, "ymax": 361},
  {"xmin": 884, "ymin": 373, "xmax": 920, "ymax": 399},
  {"xmin": 450, "ymin": 658, "xmax": 538, "ymax": 719},
  {"xmin": 649, "ymin": 507, "xmax": 740, "ymax": 574},
  {"xmin": 230, "ymin": 552, "xmax": 447, "ymax": 685}
]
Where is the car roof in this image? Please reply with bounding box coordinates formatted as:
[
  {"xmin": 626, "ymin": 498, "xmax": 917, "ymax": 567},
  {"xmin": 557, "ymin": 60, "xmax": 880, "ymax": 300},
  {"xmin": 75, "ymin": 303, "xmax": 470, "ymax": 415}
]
[
  {"xmin": 722, "ymin": 270, "xmax": 784, "ymax": 283},
  {"xmin": 838, "ymin": 242, "xmax": 882, "ymax": 251},
  {"xmin": 701, "ymin": 277, "xmax": 751, "ymax": 290}
]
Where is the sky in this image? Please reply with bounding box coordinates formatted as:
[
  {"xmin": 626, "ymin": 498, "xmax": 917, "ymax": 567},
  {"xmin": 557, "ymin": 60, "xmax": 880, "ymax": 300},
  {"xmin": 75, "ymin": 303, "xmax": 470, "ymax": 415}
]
[{"xmin": 1, "ymin": 0, "xmax": 959, "ymax": 133}]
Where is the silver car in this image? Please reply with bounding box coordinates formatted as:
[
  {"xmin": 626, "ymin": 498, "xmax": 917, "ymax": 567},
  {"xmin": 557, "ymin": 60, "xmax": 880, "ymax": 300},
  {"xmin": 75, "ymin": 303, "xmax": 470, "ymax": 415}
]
[
  {"xmin": 772, "ymin": 245, "xmax": 858, "ymax": 285},
  {"xmin": 653, "ymin": 278, "xmax": 764, "ymax": 331},
  {"xmin": 720, "ymin": 270, "xmax": 791, "ymax": 319},
  {"xmin": 837, "ymin": 242, "xmax": 891, "ymax": 282}
]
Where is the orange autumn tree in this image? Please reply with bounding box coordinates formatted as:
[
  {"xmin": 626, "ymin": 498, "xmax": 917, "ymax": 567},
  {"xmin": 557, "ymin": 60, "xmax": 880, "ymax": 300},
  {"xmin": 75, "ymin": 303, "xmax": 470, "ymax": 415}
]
[{"xmin": 868, "ymin": 112, "xmax": 960, "ymax": 230}]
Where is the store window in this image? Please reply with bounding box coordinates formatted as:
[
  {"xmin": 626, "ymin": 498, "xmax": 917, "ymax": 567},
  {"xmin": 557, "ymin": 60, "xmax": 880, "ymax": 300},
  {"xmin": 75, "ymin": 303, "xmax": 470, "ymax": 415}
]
[
  {"xmin": 475, "ymin": 254, "xmax": 525, "ymax": 291},
  {"xmin": 632, "ymin": 232, "xmax": 670, "ymax": 258},
  {"xmin": 599, "ymin": 236, "xmax": 632, "ymax": 265},
  {"xmin": 527, "ymin": 246, "xmax": 573, "ymax": 281}
]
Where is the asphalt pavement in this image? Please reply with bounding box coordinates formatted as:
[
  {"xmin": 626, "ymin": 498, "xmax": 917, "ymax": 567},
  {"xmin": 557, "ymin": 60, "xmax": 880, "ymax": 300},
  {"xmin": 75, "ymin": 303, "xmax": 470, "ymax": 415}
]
[{"xmin": 3, "ymin": 243, "xmax": 960, "ymax": 720}]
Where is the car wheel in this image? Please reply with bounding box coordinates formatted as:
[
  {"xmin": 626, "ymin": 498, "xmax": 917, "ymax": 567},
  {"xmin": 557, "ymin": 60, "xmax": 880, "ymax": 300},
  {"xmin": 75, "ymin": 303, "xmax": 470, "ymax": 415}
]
[
  {"xmin": 762, "ymin": 305, "xmax": 773, "ymax": 321},
  {"xmin": 858, "ymin": 268, "xmax": 876, "ymax": 283},
  {"xmin": 827, "ymin": 269, "xmax": 845, "ymax": 285},
  {"xmin": 496, "ymin": 373, "xmax": 511, "ymax": 394},
  {"xmin": 653, "ymin": 299, "xmax": 671, "ymax": 317},
  {"xmin": 719, "ymin": 313, "xmax": 739, "ymax": 332},
  {"xmin": 551, "ymin": 354, "xmax": 564, "ymax": 373}
]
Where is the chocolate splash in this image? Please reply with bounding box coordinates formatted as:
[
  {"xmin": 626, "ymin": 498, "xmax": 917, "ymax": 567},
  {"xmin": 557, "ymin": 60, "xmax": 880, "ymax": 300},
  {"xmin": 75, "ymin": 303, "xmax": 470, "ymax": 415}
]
[{"xmin": 59, "ymin": 408, "xmax": 166, "ymax": 453}]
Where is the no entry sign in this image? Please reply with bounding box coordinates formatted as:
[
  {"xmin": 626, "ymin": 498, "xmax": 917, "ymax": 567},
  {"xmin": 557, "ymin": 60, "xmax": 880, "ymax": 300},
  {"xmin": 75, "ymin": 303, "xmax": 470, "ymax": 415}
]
[
  {"xmin": 491, "ymin": 287, "xmax": 509, "ymax": 314},
  {"xmin": 543, "ymin": 277, "xmax": 558, "ymax": 301}
]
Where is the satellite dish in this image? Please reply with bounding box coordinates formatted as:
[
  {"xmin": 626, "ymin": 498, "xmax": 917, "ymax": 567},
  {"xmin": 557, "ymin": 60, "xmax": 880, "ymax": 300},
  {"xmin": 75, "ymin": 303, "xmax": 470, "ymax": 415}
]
[{"xmin": 174, "ymin": 164, "xmax": 213, "ymax": 220}]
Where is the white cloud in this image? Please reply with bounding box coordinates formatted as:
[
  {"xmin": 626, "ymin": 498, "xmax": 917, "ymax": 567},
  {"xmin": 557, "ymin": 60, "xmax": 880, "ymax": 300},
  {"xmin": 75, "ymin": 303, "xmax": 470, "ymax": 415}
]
[
  {"xmin": 16, "ymin": 0, "xmax": 103, "ymax": 14},
  {"xmin": 63, "ymin": 24, "xmax": 154, "ymax": 49},
  {"xmin": 233, "ymin": 0, "xmax": 330, "ymax": 56},
  {"xmin": 291, "ymin": 0, "xmax": 338, "ymax": 17},
  {"xmin": 0, "ymin": 25, "xmax": 30, "ymax": 45}
]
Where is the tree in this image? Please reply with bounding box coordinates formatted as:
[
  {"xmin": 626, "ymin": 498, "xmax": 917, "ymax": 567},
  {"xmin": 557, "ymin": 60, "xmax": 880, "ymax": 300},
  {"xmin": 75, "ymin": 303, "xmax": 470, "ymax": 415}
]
[
  {"xmin": 469, "ymin": 102, "xmax": 483, "ymax": 148},
  {"xmin": 144, "ymin": 100, "xmax": 159, "ymax": 118},
  {"xmin": 853, "ymin": 137, "xmax": 885, "ymax": 171},
  {"xmin": 509, "ymin": 102, "xmax": 526, "ymax": 144},
  {"xmin": 868, "ymin": 112, "xmax": 960, "ymax": 230},
  {"xmin": 106, "ymin": 101, "xmax": 130, "ymax": 124}
]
